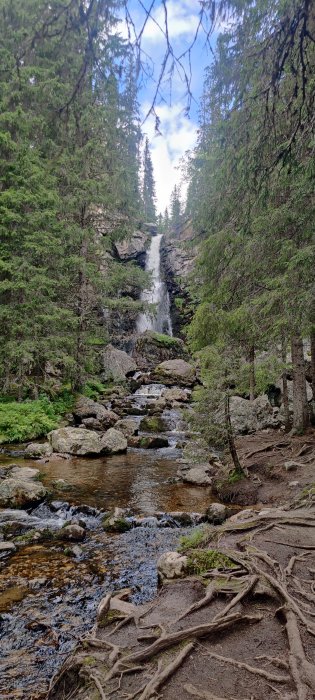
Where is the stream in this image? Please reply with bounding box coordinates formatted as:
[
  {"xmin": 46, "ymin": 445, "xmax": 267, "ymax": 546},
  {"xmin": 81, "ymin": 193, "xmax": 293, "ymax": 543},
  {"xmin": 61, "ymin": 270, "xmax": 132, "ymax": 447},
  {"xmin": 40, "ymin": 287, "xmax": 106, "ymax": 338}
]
[{"xmin": 0, "ymin": 384, "xmax": 213, "ymax": 699}]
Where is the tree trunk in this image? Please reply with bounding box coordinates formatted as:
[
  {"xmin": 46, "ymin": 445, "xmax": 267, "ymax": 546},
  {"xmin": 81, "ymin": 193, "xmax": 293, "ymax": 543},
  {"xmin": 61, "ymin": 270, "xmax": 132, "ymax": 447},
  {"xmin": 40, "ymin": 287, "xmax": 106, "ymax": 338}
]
[
  {"xmin": 291, "ymin": 335, "xmax": 309, "ymax": 432},
  {"xmin": 248, "ymin": 346, "xmax": 255, "ymax": 401},
  {"xmin": 224, "ymin": 391, "xmax": 246, "ymax": 476},
  {"xmin": 281, "ymin": 338, "xmax": 290, "ymax": 430}
]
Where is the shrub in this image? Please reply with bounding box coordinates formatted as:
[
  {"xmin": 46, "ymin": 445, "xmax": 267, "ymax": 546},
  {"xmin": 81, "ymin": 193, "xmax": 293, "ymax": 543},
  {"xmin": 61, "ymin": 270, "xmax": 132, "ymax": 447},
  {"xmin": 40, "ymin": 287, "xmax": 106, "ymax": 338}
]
[{"xmin": 0, "ymin": 391, "xmax": 74, "ymax": 444}]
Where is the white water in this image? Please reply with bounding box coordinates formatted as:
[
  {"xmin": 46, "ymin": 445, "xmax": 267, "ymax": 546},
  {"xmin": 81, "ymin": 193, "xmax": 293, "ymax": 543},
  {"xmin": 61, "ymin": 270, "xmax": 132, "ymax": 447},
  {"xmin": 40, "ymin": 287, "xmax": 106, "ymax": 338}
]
[{"xmin": 137, "ymin": 234, "xmax": 173, "ymax": 335}]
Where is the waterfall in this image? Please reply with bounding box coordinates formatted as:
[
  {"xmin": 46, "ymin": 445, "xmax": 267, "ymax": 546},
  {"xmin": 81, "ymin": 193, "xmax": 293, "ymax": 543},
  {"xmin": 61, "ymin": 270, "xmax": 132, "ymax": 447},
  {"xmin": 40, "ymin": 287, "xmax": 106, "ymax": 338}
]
[{"xmin": 137, "ymin": 234, "xmax": 173, "ymax": 335}]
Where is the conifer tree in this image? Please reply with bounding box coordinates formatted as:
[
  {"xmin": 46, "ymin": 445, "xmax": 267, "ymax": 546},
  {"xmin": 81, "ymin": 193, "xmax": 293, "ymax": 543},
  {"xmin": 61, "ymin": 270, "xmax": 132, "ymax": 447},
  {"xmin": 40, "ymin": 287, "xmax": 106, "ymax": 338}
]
[
  {"xmin": 170, "ymin": 185, "xmax": 182, "ymax": 229},
  {"xmin": 142, "ymin": 138, "xmax": 156, "ymax": 222}
]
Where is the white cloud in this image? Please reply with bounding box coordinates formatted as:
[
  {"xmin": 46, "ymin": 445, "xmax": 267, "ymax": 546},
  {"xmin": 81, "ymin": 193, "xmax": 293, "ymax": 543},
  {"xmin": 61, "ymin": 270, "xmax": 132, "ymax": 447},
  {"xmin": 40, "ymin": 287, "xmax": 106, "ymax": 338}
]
[
  {"xmin": 142, "ymin": 103, "xmax": 198, "ymax": 213},
  {"xmin": 141, "ymin": 0, "xmax": 200, "ymax": 43}
]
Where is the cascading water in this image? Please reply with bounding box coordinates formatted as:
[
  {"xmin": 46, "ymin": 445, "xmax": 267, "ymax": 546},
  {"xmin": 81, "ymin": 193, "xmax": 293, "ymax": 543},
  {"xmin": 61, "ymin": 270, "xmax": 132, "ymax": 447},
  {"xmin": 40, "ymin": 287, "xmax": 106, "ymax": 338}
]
[{"xmin": 137, "ymin": 233, "xmax": 172, "ymax": 335}]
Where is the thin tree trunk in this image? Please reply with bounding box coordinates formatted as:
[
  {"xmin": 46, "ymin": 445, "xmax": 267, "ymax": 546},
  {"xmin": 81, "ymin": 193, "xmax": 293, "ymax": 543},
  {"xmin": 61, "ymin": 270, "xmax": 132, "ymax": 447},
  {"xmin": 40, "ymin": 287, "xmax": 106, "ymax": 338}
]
[
  {"xmin": 281, "ymin": 338, "xmax": 290, "ymax": 430},
  {"xmin": 291, "ymin": 335, "xmax": 309, "ymax": 432},
  {"xmin": 248, "ymin": 346, "xmax": 255, "ymax": 401},
  {"xmin": 224, "ymin": 391, "xmax": 245, "ymax": 476}
]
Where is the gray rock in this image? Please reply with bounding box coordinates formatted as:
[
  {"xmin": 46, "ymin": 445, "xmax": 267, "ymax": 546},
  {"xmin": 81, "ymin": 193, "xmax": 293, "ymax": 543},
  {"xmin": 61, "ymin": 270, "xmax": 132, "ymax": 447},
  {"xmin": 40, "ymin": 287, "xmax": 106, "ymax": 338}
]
[
  {"xmin": 157, "ymin": 551, "xmax": 188, "ymax": 580},
  {"xmin": 205, "ymin": 503, "xmax": 227, "ymax": 524},
  {"xmin": 114, "ymin": 418, "xmax": 138, "ymax": 438},
  {"xmin": 162, "ymin": 387, "xmax": 191, "ymax": 403},
  {"xmin": 230, "ymin": 395, "xmax": 280, "ymax": 434},
  {"xmin": 133, "ymin": 331, "xmax": 190, "ymax": 370},
  {"xmin": 60, "ymin": 524, "xmax": 86, "ymax": 541},
  {"xmin": 0, "ymin": 542, "xmax": 16, "ymax": 553},
  {"xmin": 155, "ymin": 359, "xmax": 197, "ymax": 386},
  {"xmin": 74, "ymin": 396, "xmax": 118, "ymax": 429},
  {"xmin": 182, "ymin": 467, "xmax": 212, "ymax": 486},
  {"xmin": 49, "ymin": 427, "xmax": 102, "ymax": 456},
  {"xmin": 115, "ymin": 229, "xmax": 149, "ymax": 261},
  {"xmin": 9, "ymin": 466, "xmax": 40, "ymax": 480},
  {"xmin": 0, "ymin": 478, "xmax": 47, "ymax": 508},
  {"xmin": 284, "ymin": 461, "xmax": 301, "ymax": 471},
  {"xmin": 103, "ymin": 344, "xmax": 137, "ymax": 382},
  {"xmin": 100, "ymin": 428, "xmax": 128, "ymax": 454},
  {"xmin": 24, "ymin": 442, "xmax": 52, "ymax": 459}
]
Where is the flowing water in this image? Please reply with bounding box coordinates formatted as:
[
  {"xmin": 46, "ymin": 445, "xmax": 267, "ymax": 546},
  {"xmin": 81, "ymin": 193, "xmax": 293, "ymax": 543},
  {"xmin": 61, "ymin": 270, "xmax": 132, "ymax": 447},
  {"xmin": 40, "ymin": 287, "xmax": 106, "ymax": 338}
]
[
  {"xmin": 0, "ymin": 383, "xmax": 214, "ymax": 698},
  {"xmin": 137, "ymin": 233, "xmax": 172, "ymax": 335}
]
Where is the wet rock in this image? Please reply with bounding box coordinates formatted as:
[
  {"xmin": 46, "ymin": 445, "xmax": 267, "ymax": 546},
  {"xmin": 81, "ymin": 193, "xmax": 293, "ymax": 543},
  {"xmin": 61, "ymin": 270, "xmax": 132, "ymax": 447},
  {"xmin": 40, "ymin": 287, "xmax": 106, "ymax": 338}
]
[
  {"xmin": 205, "ymin": 503, "xmax": 227, "ymax": 524},
  {"xmin": 154, "ymin": 359, "xmax": 197, "ymax": 386},
  {"xmin": 114, "ymin": 229, "xmax": 149, "ymax": 262},
  {"xmin": 100, "ymin": 428, "xmax": 127, "ymax": 455},
  {"xmin": 49, "ymin": 427, "xmax": 102, "ymax": 456},
  {"xmin": 24, "ymin": 442, "xmax": 52, "ymax": 459},
  {"xmin": 182, "ymin": 467, "xmax": 213, "ymax": 486},
  {"xmin": 133, "ymin": 331, "xmax": 190, "ymax": 370},
  {"xmin": 138, "ymin": 436, "xmax": 169, "ymax": 449},
  {"xmin": 81, "ymin": 417, "xmax": 103, "ymax": 431},
  {"xmin": 114, "ymin": 418, "xmax": 138, "ymax": 438},
  {"xmin": 139, "ymin": 416, "xmax": 167, "ymax": 432},
  {"xmin": 230, "ymin": 395, "xmax": 281, "ymax": 435},
  {"xmin": 102, "ymin": 508, "xmax": 131, "ymax": 533},
  {"xmin": 103, "ymin": 344, "xmax": 137, "ymax": 382},
  {"xmin": 0, "ymin": 542, "xmax": 16, "ymax": 554},
  {"xmin": 157, "ymin": 551, "xmax": 188, "ymax": 580},
  {"xmin": 127, "ymin": 435, "xmax": 142, "ymax": 448},
  {"xmin": 0, "ymin": 466, "xmax": 47, "ymax": 508},
  {"xmin": 69, "ymin": 545, "xmax": 83, "ymax": 558},
  {"xmin": 50, "ymin": 500, "xmax": 69, "ymax": 511},
  {"xmin": 59, "ymin": 524, "xmax": 86, "ymax": 541},
  {"xmin": 147, "ymin": 398, "xmax": 167, "ymax": 415},
  {"xmin": 162, "ymin": 387, "xmax": 191, "ymax": 403}
]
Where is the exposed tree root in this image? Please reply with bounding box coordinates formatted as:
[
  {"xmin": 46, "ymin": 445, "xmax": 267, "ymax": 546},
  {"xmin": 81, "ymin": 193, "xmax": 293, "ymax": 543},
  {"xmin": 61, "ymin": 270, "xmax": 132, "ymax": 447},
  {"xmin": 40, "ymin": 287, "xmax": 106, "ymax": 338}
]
[
  {"xmin": 175, "ymin": 584, "xmax": 216, "ymax": 622},
  {"xmin": 282, "ymin": 607, "xmax": 315, "ymax": 700},
  {"xmin": 138, "ymin": 642, "xmax": 194, "ymax": 699},
  {"xmin": 198, "ymin": 645, "xmax": 291, "ymax": 683},
  {"xmin": 184, "ymin": 684, "xmax": 251, "ymax": 700}
]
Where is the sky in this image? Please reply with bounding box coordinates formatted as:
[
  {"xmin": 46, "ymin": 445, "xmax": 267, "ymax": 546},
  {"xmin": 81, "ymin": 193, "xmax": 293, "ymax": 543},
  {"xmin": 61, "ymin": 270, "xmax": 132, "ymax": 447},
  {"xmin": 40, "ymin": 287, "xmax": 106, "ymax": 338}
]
[{"xmin": 120, "ymin": 1, "xmax": 215, "ymax": 214}]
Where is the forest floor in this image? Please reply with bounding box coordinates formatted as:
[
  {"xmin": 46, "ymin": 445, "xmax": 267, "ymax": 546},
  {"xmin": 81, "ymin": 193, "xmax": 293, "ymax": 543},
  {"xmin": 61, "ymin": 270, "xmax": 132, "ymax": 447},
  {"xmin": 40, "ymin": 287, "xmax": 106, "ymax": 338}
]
[{"xmin": 47, "ymin": 428, "xmax": 315, "ymax": 700}]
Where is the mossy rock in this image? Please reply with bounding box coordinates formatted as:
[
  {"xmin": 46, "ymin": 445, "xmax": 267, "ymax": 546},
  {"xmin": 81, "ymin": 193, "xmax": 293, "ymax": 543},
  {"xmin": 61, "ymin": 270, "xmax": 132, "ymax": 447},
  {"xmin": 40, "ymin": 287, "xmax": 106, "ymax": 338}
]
[
  {"xmin": 102, "ymin": 516, "xmax": 131, "ymax": 533},
  {"xmin": 139, "ymin": 416, "xmax": 167, "ymax": 432},
  {"xmin": 187, "ymin": 549, "xmax": 237, "ymax": 575}
]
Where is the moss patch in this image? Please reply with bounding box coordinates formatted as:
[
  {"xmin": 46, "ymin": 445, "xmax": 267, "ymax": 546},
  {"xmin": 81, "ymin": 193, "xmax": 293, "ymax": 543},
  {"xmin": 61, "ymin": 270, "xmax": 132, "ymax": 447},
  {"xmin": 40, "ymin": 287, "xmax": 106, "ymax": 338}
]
[
  {"xmin": 187, "ymin": 549, "xmax": 236, "ymax": 575},
  {"xmin": 178, "ymin": 527, "xmax": 209, "ymax": 553},
  {"xmin": 102, "ymin": 516, "xmax": 131, "ymax": 533}
]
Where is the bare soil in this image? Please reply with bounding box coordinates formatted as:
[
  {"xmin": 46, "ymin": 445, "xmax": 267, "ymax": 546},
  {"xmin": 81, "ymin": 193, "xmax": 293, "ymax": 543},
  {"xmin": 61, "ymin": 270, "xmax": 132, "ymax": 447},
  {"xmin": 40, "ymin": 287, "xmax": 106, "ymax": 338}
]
[{"xmin": 47, "ymin": 430, "xmax": 315, "ymax": 700}]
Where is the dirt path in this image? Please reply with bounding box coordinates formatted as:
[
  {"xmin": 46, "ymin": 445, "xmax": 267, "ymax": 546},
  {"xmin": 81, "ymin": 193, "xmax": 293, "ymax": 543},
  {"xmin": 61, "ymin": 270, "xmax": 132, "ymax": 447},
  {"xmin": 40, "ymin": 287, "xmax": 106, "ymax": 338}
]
[{"xmin": 48, "ymin": 485, "xmax": 315, "ymax": 700}]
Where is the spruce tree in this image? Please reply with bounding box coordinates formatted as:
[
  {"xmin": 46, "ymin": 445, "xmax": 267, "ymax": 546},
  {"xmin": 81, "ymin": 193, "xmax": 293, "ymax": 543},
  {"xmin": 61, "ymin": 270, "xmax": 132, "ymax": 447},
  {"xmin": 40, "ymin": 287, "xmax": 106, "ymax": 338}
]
[{"xmin": 142, "ymin": 138, "xmax": 156, "ymax": 222}]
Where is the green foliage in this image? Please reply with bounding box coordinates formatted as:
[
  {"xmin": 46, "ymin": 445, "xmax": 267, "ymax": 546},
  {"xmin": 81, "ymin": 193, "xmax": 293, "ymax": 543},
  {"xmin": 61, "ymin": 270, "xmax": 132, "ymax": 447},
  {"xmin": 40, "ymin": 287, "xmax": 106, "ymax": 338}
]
[
  {"xmin": 149, "ymin": 332, "xmax": 180, "ymax": 348},
  {"xmin": 82, "ymin": 379, "xmax": 108, "ymax": 401},
  {"xmin": 0, "ymin": 391, "xmax": 73, "ymax": 444},
  {"xmin": 187, "ymin": 549, "xmax": 236, "ymax": 575},
  {"xmin": 178, "ymin": 527, "xmax": 209, "ymax": 552}
]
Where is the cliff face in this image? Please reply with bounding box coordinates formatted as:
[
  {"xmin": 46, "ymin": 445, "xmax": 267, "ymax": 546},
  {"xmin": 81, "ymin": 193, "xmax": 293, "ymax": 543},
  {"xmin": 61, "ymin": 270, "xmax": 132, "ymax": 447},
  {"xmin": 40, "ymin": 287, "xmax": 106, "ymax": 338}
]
[{"xmin": 161, "ymin": 219, "xmax": 198, "ymax": 336}]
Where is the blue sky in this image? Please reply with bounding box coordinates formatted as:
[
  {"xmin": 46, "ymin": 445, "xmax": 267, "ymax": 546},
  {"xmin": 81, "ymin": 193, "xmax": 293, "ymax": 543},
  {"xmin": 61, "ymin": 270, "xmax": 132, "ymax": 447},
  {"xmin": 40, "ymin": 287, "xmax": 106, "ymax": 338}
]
[{"xmin": 120, "ymin": 1, "xmax": 216, "ymax": 213}]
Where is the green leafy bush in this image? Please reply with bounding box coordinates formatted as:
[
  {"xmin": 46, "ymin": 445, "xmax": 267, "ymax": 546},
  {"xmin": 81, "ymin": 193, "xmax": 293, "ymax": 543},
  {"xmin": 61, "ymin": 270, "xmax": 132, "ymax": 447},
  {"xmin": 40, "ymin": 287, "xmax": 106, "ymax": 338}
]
[{"xmin": 0, "ymin": 391, "xmax": 74, "ymax": 444}]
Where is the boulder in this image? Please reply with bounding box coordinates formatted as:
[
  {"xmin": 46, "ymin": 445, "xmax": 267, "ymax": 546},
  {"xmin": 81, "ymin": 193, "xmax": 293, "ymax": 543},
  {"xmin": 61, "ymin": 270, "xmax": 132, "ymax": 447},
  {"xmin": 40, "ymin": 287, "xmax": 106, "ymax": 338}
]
[
  {"xmin": 24, "ymin": 442, "xmax": 52, "ymax": 459},
  {"xmin": 133, "ymin": 331, "xmax": 190, "ymax": 370},
  {"xmin": 114, "ymin": 229, "xmax": 149, "ymax": 262},
  {"xmin": 114, "ymin": 419, "xmax": 138, "ymax": 438},
  {"xmin": 49, "ymin": 427, "xmax": 102, "ymax": 456},
  {"xmin": 154, "ymin": 359, "xmax": 197, "ymax": 386},
  {"xmin": 0, "ymin": 478, "xmax": 47, "ymax": 508},
  {"xmin": 205, "ymin": 503, "xmax": 227, "ymax": 524},
  {"xmin": 103, "ymin": 344, "xmax": 137, "ymax": 382},
  {"xmin": 230, "ymin": 395, "xmax": 280, "ymax": 435},
  {"xmin": 0, "ymin": 542, "xmax": 16, "ymax": 554},
  {"xmin": 182, "ymin": 467, "xmax": 213, "ymax": 486},
  {"xmin": 100, "ymin": 428, "xmax": 127, "ymax": 455},
  {"xmin": 139, "ymin": 416, "xmax": 167, "ymax": 433},
  {"xmin": 102, "ymin": 513, "xmax": 131, "ymax": 533},
  {"xmin": 74, "ymin": 396, "xmax": 118, "ymax": 429},
  {"xmin": 59, "ymin": 524, "xmax": 86, "ymax": 542},
  {"xmin": 157, "ymin": 551, "xmax": 188, "ymax": 580},
  {"xmin": 162, "ymin": 387, "xmax": 191, "ymax": 403}
]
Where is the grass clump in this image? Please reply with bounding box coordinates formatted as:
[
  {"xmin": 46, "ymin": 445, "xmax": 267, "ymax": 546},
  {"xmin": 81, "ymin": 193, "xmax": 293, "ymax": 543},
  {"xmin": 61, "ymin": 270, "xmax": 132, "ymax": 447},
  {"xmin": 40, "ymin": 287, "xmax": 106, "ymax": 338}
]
[
  {"xmin": 150, "ymin": 332, "xmax": 180, "ymax": 347},
  {"xmin": 178, "ymin": 527, "xmax": 209, "ymax": 553},
  {"xmin": 187, "ymin": 549, "xmax": 236, "ymax": 575}
]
